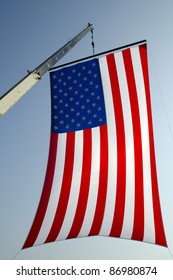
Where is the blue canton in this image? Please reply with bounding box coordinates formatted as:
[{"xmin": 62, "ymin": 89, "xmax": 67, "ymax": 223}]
[{"xmin": 50, "ymin": 58, "xmax": 107, "ymax": 133}]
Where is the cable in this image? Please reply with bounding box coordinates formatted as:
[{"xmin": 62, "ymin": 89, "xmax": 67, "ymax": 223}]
[{"xmin": 90, "ymin": 27, "xmax": 95, "ymax": 55}]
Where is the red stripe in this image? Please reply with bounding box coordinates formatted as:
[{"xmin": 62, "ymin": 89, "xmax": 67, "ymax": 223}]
[
  {"xmin": 123, "ymin": 48, "xmax": 144, "ymax": 241},
  {"xmin": 139, "ymin": 45, "xmax": 167, "ymax": 246},
  {"xmin": 105, "ymin": 54, "xmax": 126, "ymax": 237},
  {"xmin": 45, "ymin": 132, "xmax": 75, "ymax": 243},
  {"xmin": 89, "ymin": 124, "xmax": 108, "ymax": 236},
  {"xmin": 22, "ymin": 133, "xmax": 58, "ymax": 249},
  {"xmin": 67, "ymin": 128, "xmax": 92, "ymax": 239}
]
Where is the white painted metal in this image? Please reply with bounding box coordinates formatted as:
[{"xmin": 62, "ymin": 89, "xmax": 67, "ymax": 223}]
[
  {"xmin": 0, "ymin": 72, "xmax": 40, "ymax": 116},
  {"xmin": 0, "ymin": 24, "xmax": 93, "ymax": 116}
]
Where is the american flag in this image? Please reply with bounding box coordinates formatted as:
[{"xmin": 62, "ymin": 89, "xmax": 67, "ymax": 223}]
[{"xmin": 23, "ymin": 43, "xmax": 167, "ymax": 249}]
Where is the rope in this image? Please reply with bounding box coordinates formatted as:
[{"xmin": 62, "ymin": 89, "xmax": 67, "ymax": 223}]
[
  {"xmin": 149, "ymin": 44, "xmax": 173, "ymax": 260},
  {"xmin": 150, "ymin": 46, "xmax": 173, "ymax": 143},
  {"xmin": 11, "ymin": 249, "xmax": 22, "ymax": 260},
  {"xmin": 168, "ymin": 247, "xmax": 173, "ymax": 259}
]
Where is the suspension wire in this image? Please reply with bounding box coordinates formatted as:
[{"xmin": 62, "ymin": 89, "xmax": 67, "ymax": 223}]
[{"xmin": 90, "ymin": 26, "xmax": 95, "ymax": 55}]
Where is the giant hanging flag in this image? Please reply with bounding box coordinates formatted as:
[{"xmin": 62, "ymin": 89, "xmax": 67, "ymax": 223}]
[{"xmin": 23, "ymin": 42, "xmax": 167, "ymax": 249}]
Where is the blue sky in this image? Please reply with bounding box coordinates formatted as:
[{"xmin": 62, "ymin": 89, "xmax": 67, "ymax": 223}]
[{"xmin": 1, "ymin": 0, "xmax": 173, "ymax": 260}]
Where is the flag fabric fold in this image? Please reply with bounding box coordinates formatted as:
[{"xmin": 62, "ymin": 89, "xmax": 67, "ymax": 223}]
[{"xmin": 23, "ymin": 43, "xmax": 167, "ymax": 249}]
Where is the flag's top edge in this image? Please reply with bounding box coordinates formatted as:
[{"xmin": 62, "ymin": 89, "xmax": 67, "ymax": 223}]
[{"xmin": 49, "ymin": 40, "xmax": 147, "ymax": 72}]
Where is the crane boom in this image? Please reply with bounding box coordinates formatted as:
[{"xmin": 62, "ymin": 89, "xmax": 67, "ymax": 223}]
[{"xmin": 0, "ymin": 23, "xmax": 93, "ymax": 116}]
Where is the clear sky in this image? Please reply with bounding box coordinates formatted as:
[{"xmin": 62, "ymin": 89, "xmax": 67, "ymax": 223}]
[{"xmin": 1, "ymin": 0, "xmax": 173, "ymax": 260}]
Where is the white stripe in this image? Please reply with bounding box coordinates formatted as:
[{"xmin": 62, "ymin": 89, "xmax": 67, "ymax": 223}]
[
  {"xmin": 98, "ymin": 56, "xmax": 117, "ymax": 236},
  {"xmin": 34, "ymin": 133, "xmax": 67, "ymax": 246},
  {"xmin": 114, "ymin": 52, "xmax": 135, "ymax": 239},
  {"xmin": 78, "ymin": 126, "xmax": 100, "ymax": 237},
  {"xmin": 56, "ymin": 130, "xmax": 83, "ymax": 240},
  {"xmin": 131, "ymin": 46, "xmax": 155, "ymax": 243}
]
